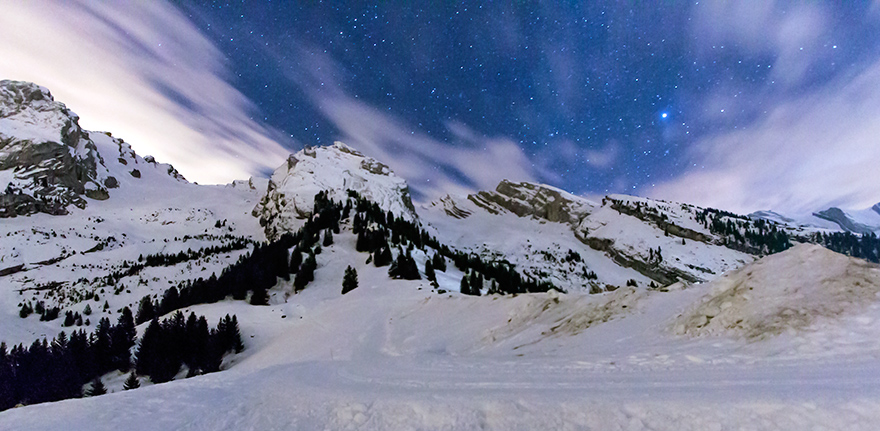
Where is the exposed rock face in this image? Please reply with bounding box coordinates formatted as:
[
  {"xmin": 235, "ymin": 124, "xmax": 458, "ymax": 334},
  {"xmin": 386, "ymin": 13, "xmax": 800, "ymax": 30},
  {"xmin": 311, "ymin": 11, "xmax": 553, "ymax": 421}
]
[
  {"xmin": 253, "ymin": 142, "xmax": 417, "ymax": 240},
  {"xmin": 468, "ymin": 180, "xmax": 592, "ymax": 225},
  {"xmin": 0, "ymin": 80, "xmax": 111, "ymax": 217},
  {"xmin": 813, "ymin": 207, "xmax": 874, "ymax": 235},
  {"xmin": 426, "ymin": 183, "xmax": 751, "ymax": 291}
]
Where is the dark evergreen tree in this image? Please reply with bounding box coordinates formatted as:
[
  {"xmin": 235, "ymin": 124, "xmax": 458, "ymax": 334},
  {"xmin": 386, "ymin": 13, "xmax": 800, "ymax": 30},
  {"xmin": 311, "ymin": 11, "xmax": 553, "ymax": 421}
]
[
  {"xmin": 63, "ymin": 311, "xmax": 75, "ymax": 327},
  {"xmin": 249, "ymin": 286, "xmax": 269, "ymax": 305},
  {"xmin": 432, "ymin": 253, "xmax": 447, "ymax": 272},
  {"xmin": 373, "ymin": 245, "xmax": 393, "ymax": 267},
  {"xmin": 289, "ymin": 248, "xmax": 302, "ymax": 273},
  {"xmin": 135, "ymin": 295, "xmax": 155, "ymax": 325},
  {"xmin": 85, "ymin": 378, "xmax": 106, "ymax": 396},
  {"xmin": 110, "ymin": 307, "xmax": 136, "ymax": 372},
  {"xmin": 230, "ymin": 315, "xmax": 244, "ymax": 354},
  {"xmin": 424, "ymin": 259, "xmax": 436, "ymax": 282},
  {"xmin": 0, "ymin": 343, "xmax": 14, "ymax": 410},
  {"xmin": 342, "ymin": 266, "xmax": 359, "ymax": 294},
  {"xmin": 123, "ymin": 372, "xmax": 140, "ymax": 390},
  {"xmin": 19, "ymin": 302, "xmax": 33, "ymax": 318},
  {"xmin": 135, "ymin": 318, "xmax": 161, "ymax": 377},
  {"xmin": 460, "ymin": 276, "xmax": 470, "ymax": 295},
  {"xmin": 323, "ymin": 229, "xmax": 334, "ymax": 246},
  {"xmin": 91, "ymin": 318, "xmax": 113, "ymax": 374}
]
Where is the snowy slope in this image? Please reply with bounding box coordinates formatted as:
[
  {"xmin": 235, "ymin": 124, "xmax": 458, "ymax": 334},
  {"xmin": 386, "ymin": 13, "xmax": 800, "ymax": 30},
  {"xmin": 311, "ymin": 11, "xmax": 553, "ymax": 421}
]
[
  {"xmin": 252, "ymin": 142, "xmax": 417, "ymax": 241},
  {"xmin": 673, "ymin": 243, "xmax": 880, "ymax": 339},
  {"xmin": 421, "ymin": 182, "xmax": 753, "ymax": 294},
  {"xmin": 0, "ymin": 114, "xmax": 266, "ymax": 347},
  {"xmin": 4, "ymin": 241, "xmax": 880, "ymax": 430}
]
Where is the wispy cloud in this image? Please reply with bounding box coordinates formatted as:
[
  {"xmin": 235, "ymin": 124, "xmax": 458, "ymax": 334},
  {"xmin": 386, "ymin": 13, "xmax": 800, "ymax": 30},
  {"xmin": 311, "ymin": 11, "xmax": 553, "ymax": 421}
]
[
  {"xmin": 648, "ymin": 56, "xmax": 880, "ymax": 215},
  {"xmin": 275, "ymin": 47, "xmax": 541, "ymax": 202},
  {"xmin": 0, "ymin": 0, "xmax": 291, "ymax": 184},
  {"xmin": 316, "ymin": 91, "xmax": 539, "ymax": 201},
  {"xmin": 647, "ymin": 2, "xmax": 880, "ymax": 214}
]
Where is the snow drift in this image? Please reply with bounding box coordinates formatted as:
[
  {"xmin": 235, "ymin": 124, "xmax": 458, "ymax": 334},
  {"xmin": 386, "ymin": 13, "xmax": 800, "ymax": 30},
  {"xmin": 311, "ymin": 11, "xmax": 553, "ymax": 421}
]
[{"xmin": 672, "ymin": 243, "xmax": 880, "ymax": 338}]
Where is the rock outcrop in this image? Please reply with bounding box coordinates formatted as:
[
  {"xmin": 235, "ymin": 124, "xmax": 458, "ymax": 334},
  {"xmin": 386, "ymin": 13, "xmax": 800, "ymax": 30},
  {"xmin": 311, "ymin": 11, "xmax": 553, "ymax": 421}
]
[{"xmin": 0, "ymin": 80, "xmax": 113, "ymax": 216}]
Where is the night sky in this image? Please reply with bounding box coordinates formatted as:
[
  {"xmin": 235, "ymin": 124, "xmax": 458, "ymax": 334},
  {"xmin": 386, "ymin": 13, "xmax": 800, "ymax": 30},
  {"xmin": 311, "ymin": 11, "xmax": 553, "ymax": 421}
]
[{"xmin": 2, "ymin": 1, "xmax": 880, "ymax": 214}]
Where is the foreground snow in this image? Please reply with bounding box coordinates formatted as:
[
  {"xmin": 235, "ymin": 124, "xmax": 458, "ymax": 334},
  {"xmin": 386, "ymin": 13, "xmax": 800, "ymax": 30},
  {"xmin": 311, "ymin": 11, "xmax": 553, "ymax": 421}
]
[{"xmin": 4, "ymin": 242, "xmax": 880, "ymax": 430}]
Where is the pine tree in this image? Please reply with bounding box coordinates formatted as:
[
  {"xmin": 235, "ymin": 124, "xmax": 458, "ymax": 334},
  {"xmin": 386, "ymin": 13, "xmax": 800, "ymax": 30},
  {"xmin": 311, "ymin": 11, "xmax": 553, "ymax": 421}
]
[
  {"xmin": 432, "ymin": 253, "xmax": 447, "ymax": 272},
  {"xmin": 289, "ymin": 248, "xmax": 302, "ymax": 273},
  {"xmin": 460, "ymin": 276, "xmax": 470, "ymax": 295},
  {"xmin": 342, "ymin": 266, "xmax": 359, "ymax": 294},
  {"xmin": 136, "ymin": 318, "xmax": 161, "ymax": 376},
  {"xmin": 224, "ymin": 316, "xmax": 242, "ymax": 354},
  {"xmin": 0, "ymin": 343, "xmax": 14, "ymax": 410},
  {"xmin": 356, "ymin": 230, "xmax": 369, "ymax": 252},
  {"xmin": 425, "ymin": 259, "xmax": 436, "ymax": 282},
  {"xmin": 323, "ymin": 229, "xmax": 334, "ymax": 246},
  {"xmin": 249, "ymin": 286, "xmax": 269, "ymax": 305},
  {"xmin": 374, "ymin": 245, "xmax": 392, "ymax": 267},
  {"xmin": 19, "ymin": 302, "xmax": 32, "ymax": 318},
  {"xmin": 135, "ymin": 295, "xmax": 155, "ymax": 324},
  {"xmin": 110, "ymin": 307, "xmax": 136, "ymax": 372},
  {"xmin": 63, "ymin": 311, "xmax": 75, "ymax": 327},
  {"xmin": 123, "ymin": 372, "xmax": 140, "ymax": 390},
  {"xmin": 85, "ymin": 377, "xmax": 107, "ymax": 396}
]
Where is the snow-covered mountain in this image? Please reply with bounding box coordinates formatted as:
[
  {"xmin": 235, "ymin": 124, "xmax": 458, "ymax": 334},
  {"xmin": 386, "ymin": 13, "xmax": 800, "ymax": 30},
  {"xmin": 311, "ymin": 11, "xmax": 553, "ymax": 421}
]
[
  {"xmin": 252, "ymin": 142, "xmax": 417, "ymax": 241},
  {"xmin": 751, "ymin": 202, "xmax": 880, "ymax": 235},
  {"xmin": 422, "ymin": 181, "xmax": 752, "ymax": 292},
  {"xmin": 4, "ymin": 80, "xmax": 880, "ymax": 430}
]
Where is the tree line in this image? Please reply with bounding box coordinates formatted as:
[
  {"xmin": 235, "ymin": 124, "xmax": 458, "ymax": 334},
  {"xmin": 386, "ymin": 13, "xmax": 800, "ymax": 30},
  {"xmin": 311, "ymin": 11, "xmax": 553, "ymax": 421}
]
[{"xmin": 0, "ymin": 308, "xmax": 243, "ymax": 411}]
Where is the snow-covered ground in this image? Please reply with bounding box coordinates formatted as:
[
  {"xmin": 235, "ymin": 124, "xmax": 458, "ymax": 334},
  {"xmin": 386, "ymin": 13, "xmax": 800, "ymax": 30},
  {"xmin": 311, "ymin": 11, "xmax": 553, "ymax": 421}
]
[{"xmin": 4, "ymin": 238, "xmax": 880, "ymax": 430}]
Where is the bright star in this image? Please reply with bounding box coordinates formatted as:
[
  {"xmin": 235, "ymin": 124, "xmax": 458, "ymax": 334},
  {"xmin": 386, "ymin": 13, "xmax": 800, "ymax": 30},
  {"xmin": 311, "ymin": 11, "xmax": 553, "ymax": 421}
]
[{"xmin": 661, "ymin": 112, "xmax": 668, "ymax": 119}]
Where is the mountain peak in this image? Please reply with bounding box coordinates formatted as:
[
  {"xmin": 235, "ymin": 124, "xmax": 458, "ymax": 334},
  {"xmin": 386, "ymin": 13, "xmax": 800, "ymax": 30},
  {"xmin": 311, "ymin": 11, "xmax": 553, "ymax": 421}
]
[
  {"xmin": 0, "ymin": 80, "xmax": 113, "ymax": 216},
  {"xmin": 253, "ymin": 142, "xmax": 417, "ymax": 240},
  {"xmin": 0, "ymin": 80, "xmax": 55, "ymax": 110}
]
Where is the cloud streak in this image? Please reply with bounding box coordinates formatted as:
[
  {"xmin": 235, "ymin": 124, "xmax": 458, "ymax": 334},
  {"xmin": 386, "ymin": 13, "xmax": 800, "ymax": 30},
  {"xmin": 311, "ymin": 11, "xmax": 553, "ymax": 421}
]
[
  {"xmin": 273, "ymin": 46, "xmax": 542, "ymax": 202},
  {"xmin": 0, "ymin": 0, "xmax": 291, "ymax": 184},
  {"xmin": 648, "ymin": 56, "xmax": 880, "ymax": 215},
  {"xmin": 646, "ymin": 2, "xmax": 880, "ymax": 214}
]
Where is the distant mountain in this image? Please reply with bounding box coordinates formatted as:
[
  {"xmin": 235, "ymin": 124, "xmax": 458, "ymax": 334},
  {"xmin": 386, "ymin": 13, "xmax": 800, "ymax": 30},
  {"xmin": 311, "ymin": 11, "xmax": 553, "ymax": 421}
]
[{"xmin": 750, "ymin": 203, "xmax": 880, "ymax": 235}]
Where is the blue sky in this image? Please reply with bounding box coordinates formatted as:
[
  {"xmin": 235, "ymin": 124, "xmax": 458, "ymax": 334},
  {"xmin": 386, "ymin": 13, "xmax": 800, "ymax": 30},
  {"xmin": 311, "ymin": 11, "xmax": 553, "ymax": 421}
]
[{"xmin": 2, "ymin": 1, "xmax": 880, "ymax": 214}]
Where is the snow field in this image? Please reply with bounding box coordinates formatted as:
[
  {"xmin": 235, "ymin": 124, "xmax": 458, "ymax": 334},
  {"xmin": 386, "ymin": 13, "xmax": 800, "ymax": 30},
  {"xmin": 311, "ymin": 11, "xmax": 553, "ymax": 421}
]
[{"xmin": 6, "ymin": 227, "xmax": 880, "ymax": 429}]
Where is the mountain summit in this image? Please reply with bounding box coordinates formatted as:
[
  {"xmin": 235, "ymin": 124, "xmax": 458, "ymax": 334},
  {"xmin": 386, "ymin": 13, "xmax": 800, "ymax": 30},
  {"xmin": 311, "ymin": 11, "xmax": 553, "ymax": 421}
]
[
  {"xmin": 253, "ymin": 142, "xmax": 417, "ymax": 240},
  {"xmin": 0, "ymin": 80, "xmax": 113, "ymax": 216}
]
